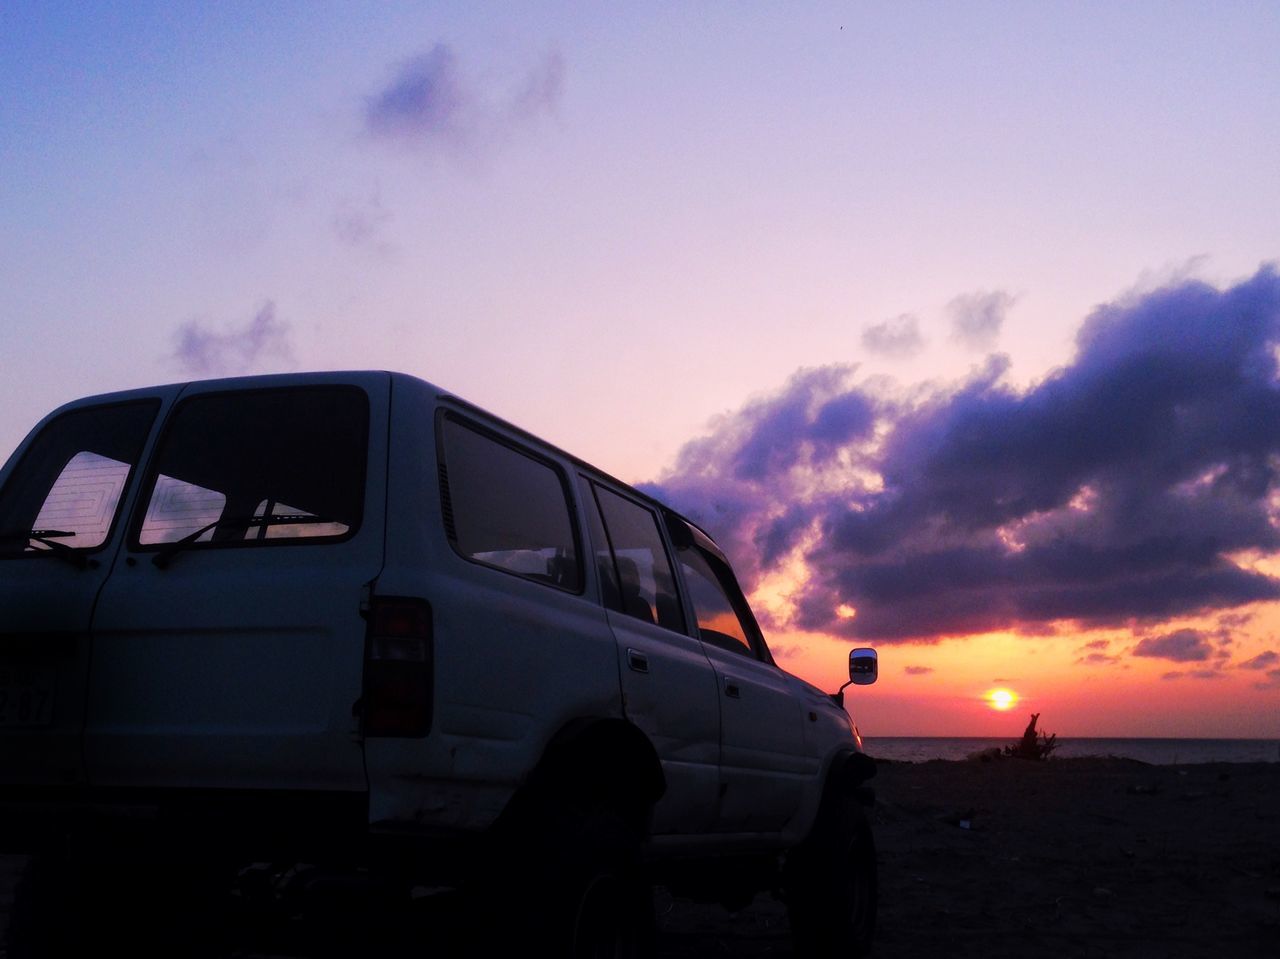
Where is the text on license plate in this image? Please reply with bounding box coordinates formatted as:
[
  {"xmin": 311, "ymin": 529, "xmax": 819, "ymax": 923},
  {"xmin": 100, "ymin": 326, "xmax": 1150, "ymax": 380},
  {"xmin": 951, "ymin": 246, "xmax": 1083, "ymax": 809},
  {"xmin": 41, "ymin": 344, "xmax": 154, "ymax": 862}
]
[{"xmin": 0, "ymin": 665, "xmax": 55, "ymax": 727}]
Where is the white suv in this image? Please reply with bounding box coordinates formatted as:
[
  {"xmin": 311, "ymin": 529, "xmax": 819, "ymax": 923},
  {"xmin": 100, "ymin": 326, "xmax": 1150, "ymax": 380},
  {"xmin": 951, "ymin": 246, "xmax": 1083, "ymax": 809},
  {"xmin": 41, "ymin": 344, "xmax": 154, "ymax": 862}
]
[{"xmin": 0, "ymin": 371, "xmax": 878, "ymax": 957}]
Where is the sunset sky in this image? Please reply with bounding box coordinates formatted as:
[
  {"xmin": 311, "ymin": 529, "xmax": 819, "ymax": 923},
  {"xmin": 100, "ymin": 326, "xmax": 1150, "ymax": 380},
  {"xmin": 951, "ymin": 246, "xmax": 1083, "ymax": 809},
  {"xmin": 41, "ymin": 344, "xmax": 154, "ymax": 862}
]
[{"xmin": 3, "ymin": 3, "xmax": 1279, "ymax": 737}]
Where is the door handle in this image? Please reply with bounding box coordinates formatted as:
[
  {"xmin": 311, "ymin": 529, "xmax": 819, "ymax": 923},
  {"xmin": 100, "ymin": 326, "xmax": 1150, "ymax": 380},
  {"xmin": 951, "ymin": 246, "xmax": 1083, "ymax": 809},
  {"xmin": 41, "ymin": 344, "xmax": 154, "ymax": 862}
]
[
  {"xmin": 627, "ymin": 648, "xmax": 649, "ymax": 673},
  {"xmin": 724, "ymin": 679, "xmax": 741, "ymax": 699}
]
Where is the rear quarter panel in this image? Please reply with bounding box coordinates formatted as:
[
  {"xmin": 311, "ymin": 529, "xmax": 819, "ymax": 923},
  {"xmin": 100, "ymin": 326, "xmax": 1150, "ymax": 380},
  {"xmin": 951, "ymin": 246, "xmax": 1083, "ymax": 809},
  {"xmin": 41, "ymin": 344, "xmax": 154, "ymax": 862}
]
[{"xmin": 364, "ymin": 377, "xmax": 622, "ymax": 832}]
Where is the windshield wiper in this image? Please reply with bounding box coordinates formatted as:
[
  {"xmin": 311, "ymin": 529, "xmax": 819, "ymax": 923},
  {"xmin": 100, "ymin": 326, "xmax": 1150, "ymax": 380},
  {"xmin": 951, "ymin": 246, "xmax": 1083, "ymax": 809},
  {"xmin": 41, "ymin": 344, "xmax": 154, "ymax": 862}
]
[
  {"xmin": 152, "ymin": 514, "xmax": 340, "ymax": 569},
  {"xmin": 0, "ymin": 529, "xmax": 91, "ymax": 569}
]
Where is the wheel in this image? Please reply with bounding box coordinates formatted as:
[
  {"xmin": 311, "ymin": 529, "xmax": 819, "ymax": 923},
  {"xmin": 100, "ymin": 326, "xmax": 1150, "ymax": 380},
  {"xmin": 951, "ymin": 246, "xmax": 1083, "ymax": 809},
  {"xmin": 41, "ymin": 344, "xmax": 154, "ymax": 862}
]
[
  {"xmin": 478, "ymin": 807, "xmax": 655, "ymax": 958},
  {"xmin": 566, "ymin": 856, "xmax": 655, "ymax": 959},
  {"xmin": 532, "ymin": 810, "xmax": 655, "ymax": 959},
  {"xmin": 783, "ymin": 800, "xmax": 877, "ymax": 958}
]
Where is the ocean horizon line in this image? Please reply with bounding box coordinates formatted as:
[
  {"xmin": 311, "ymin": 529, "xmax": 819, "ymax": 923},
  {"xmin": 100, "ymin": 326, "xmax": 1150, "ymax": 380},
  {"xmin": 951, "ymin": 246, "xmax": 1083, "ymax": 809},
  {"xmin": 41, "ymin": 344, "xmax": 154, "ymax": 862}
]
[{"xmin": 862, "ymin": 735, "xmax": 1280, "ymax": 764}]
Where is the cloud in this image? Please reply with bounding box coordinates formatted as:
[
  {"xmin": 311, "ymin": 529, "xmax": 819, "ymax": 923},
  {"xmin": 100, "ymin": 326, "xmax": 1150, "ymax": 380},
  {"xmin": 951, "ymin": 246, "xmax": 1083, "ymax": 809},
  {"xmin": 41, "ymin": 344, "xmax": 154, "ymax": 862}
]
[
  {"xmin": 510, "ymin": 51, "xmax": 565, "ymax": 121},
  {"xmin": 364, "ymin": 44, "xmax": 563, "ymax": 155},
  {"xmin": 172, "ymin": 302, "xmax": 294, "ymax": 376},
  {"xmin": 333, "ymin": 192, "xmax": 393, "ymax": 249},
  {"xmin": 1254, "ymin": 668, "xmax": 1280, "ymax": 690},
  {"xmin": 1162, "ymin": 667, "xmax": 1225, "ymax": 680},
  {"xmin": 862, "ymin": 314, "xmax": 924, "ymax": 358},
  {"xmin": 364, "ymin": 45, "xmax": 468, "ymax": 146},
  {"xmin": 1133, "ymin": 628, "xmax": 1214, "ymax": 662},
  {"xmin": 903, "ymin": 665, "xmax": 934, "ymax": 675},
  {"xmin": 1239, "ymin": 650, "xmax": 1280, "ymax": 670},
  {"xmin": 647, "ymin": 265, "xmax": 1280, "ymax": 643},
  {"xmin": 1216, "ymin": 611, "xmax": 1255, "ymax": 629},
  {"xmin": 639, "ymin": 365, "xmax": 877, "ymax": 582},
  {"xmin": 948, "ymin": 290, "xmax": 1016, "ymax": 350},
  {"xmin": 1075, "ymin": 638, "xmax": 1122, "ymax": 665}
]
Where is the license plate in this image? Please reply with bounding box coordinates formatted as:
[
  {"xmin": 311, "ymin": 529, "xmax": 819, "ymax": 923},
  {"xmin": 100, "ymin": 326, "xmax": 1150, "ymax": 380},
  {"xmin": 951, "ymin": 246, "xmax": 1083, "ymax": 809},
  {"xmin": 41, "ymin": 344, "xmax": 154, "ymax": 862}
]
[{"xmin": 0, "ymin": 665, "xmax": 55, "ymax": 727}]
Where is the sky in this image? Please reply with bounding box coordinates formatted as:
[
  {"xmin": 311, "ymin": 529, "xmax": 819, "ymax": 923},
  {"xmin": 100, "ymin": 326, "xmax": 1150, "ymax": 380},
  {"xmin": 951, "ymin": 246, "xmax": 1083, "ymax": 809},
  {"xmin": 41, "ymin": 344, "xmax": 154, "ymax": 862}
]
[{"xmin": 3, "ymin": 2, "xmax": 1279, "ymax": 738}]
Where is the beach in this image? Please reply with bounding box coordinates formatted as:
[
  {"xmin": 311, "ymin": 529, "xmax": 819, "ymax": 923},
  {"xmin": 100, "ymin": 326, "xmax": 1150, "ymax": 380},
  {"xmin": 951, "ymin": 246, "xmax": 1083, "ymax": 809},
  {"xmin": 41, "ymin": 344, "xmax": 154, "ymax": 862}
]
[
  {"xmin": 656, "ymin": 756, "xmax": 1280, "ymax": 957},
  {"xmin": 2, "ymin": 757, "xmax": 1278, "ymax": 956}
]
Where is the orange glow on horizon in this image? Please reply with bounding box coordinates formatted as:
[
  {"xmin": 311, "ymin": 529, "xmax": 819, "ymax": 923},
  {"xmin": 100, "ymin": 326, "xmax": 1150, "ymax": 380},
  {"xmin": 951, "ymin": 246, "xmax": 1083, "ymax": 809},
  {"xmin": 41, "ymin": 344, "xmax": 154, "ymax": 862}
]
[{"xmin": 753, "ymin": 585, "xmax": 1280, "ymax": 737}]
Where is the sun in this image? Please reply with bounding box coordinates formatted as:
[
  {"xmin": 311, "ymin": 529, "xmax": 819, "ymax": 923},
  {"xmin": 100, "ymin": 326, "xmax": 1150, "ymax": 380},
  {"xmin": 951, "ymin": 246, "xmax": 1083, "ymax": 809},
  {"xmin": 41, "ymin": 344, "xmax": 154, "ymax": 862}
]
[{"xmin": 987, "ymin": 688, "xmax": 1018, "ymax": 711}]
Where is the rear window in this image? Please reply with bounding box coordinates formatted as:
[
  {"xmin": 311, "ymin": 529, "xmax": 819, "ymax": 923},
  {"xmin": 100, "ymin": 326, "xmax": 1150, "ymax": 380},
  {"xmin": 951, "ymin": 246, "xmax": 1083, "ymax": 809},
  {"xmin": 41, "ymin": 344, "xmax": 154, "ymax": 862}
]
[
  {"xmin": 0, "ymin": 401, "xmax": 158, "ymax": 558},
  {"xmin": 133, "ymin": 386, "xmax": 367, "ymax": 549},
  {"xmin": 438, "ymin": 415, "xmax": 581, "ymax": 591}
]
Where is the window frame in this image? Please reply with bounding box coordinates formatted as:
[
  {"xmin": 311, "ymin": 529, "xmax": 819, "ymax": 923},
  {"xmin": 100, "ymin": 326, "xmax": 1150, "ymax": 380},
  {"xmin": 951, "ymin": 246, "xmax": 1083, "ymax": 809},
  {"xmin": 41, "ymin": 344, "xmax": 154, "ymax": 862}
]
[
  {"xmin": 668, "ymin": 517, "xmax": 775, "ymax": 665},
  {"xmin": 580, "ymin": 477, "xmax": 687, "ymax": 635},
  {"xmin": 0, "ymin": 399, "xmax": 160, "ymax": 560},
  {"xmin": 435, "ymin": 410, "xmax": 584, "ymax": 595},
  {"xmin": 127, "ymin": 385, "xmax": 369, "ymax": 555}
]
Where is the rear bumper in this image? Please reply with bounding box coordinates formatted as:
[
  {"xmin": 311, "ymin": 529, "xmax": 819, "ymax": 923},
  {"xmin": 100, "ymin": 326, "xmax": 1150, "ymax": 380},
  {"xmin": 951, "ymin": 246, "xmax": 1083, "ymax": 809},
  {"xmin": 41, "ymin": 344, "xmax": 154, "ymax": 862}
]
[
  {"xmin": 0, "ymin": 786, "xmax": 369, "ymax": 861},
  {"xmin": 0, "ymin": 785, "xmax": 487, "ymax": 884}
]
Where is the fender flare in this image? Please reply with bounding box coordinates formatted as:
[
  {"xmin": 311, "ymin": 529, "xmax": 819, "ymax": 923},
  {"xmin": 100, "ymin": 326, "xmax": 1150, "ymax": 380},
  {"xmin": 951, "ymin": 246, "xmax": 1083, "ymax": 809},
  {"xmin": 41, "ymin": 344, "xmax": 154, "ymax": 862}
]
[{"xmin": 503, "ymin": 717, "xmax": 666, "ymax": 834}]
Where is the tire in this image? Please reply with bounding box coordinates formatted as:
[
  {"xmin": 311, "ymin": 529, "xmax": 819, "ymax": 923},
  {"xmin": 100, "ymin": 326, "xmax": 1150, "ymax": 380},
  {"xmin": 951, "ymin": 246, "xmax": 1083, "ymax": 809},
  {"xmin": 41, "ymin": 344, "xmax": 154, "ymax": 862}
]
[
  {"xmin": 566, "ymin": 855, "xmax": 655, "ymax": 959},
  {"xmin": 481, "ymin": 808, "xmax": 654, "ymax": 958},
  {"xmin": 783, "ymin": 800, "xmax": 877, "ymax": 958}
]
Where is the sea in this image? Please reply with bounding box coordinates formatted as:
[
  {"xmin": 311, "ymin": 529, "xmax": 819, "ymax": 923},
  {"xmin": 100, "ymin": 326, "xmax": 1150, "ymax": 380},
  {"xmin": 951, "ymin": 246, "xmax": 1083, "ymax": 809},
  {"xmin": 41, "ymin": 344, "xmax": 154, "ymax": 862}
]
[{"xmin": 861, "ymin": 736, "xmax": 1280, "ymax": 765}]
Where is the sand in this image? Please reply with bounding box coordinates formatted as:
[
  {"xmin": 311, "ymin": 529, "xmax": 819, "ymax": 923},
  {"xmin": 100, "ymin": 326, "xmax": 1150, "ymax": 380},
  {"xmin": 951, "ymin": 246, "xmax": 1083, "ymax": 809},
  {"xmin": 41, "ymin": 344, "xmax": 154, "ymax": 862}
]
[
  {"xmin": 2, "ymin": 758, "xmax": 1278, "ymax": 956},
  {"xmin": 655, "ymin": 756, "xmax": 1280, "ymax": 957}
]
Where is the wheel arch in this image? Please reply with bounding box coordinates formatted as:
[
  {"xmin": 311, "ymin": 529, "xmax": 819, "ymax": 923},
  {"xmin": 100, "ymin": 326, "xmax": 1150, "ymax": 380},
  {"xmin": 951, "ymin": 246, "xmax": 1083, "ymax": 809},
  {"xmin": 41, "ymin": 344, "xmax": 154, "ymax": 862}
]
[
  {"xmin": 503, "ymin": 716, "xmax": 666, "ymax": 832},
  {"xmin": 806, "ymin": 747, "xmax": 877, "ymax": 841}
]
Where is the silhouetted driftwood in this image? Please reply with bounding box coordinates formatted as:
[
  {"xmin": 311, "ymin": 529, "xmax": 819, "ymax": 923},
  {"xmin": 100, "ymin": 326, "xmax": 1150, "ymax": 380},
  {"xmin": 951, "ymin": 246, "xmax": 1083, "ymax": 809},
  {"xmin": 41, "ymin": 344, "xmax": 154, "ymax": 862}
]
[{"xmin": 1004, "ymin": 712, "xmax": 1058, "ymax": 760}]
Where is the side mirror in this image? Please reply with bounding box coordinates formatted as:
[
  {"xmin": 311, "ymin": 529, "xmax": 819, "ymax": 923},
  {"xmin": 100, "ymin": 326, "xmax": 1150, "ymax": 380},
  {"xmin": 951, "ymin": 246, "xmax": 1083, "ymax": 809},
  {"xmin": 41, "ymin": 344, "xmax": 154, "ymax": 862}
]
[{"xmin": 849, "ymin": 647, "xmax": 877, "ymax": 686}]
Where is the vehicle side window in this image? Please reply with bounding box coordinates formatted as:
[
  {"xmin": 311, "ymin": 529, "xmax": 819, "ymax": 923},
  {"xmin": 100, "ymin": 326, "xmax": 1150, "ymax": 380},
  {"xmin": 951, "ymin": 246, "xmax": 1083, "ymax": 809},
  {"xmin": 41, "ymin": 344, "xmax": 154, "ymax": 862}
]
[
  {"xmin": 439, "ymin": 416, "xmax": 581, "ymax": 592},
  {"xmin": 578, "ymin": 477, "xmax": 621, "ymax": 609},
  {"xmin": 677, "ymin": 544, "xmax": 764, "ymax": 660},
  {"xmin": 135, "ymin": 387, "xmax": 366, "ymax": 547},
  {"xmin": 0, "ymin": 401, "xmax": 158, "ymax": 557},
  {"xmin": 592, "ymin": 485, "xmax": 685, "ymax": 632}
]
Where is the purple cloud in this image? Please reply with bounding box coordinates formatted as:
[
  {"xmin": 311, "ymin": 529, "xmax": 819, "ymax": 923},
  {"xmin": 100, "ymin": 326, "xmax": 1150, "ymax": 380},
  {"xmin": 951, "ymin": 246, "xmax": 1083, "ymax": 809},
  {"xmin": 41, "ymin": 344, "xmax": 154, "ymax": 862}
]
[
  {"xmin": 1161, "ymin": 668, "xmax": 1224, "ymax": 680},
  {"xmin": 509, "ymin": 51, "xmax": 565, "ymax": 121},
  {"xmin": 364, "ymin": 45, "xmax": 564, "ymax": 154},
  {"xmin": 172, "ymin": 302, "xmax": 293, "ymax": 376},
  {"xmin": 365, "ymin": 45, "xmax": 469, "ymax": 146},
  {"xmin": 1136, "ymin": 629, "xmax": 1215, "ymax": 662},
  {"xmin": 1239, "ymin": 650, "xmax": 1280, "ymax": 670},
  {"xmin": 862, "ymin": 314, "xmax": 924, "ymax": 358},
  {"xmin": 903, "ymin": 665, "xmax": 934, "ymax": 675},
  {"xmin": 948, "ymin": 290, "xmax": 1016, "ymax": 351},
  {"xmin": 1078, "ymin": 651, "xmax": 1122, "ymax": 666},
  {"xmin": 333, "ymin": 192, "xmax": 393, "ymax": 249},
  {"xmin": 647, "ymin": 266, "xmax": 1280, "ymax": 643}
]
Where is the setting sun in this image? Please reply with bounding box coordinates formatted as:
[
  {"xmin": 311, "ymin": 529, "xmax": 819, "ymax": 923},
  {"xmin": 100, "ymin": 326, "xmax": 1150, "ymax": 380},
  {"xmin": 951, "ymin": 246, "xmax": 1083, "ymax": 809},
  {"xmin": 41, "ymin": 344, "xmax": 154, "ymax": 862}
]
[{"xmin": 987, "ymin": 688, "xmax": 1018, "ymax": 711}]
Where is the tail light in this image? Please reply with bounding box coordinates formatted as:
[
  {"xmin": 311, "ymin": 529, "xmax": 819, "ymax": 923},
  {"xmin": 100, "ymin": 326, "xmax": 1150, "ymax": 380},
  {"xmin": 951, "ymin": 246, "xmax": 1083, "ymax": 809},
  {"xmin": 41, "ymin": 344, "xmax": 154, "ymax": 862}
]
[{"xmin": 362, "ymin": 596, "xmax": 432, "ymax": 737}]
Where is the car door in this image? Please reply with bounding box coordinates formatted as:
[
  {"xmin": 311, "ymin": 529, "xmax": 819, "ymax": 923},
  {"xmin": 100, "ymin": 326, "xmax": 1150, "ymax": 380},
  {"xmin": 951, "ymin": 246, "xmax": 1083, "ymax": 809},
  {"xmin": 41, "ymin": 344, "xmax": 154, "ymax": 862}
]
[
  {"xmin": 669, "ymin": 520, "xmax": 814, "ymax": 833},
  {"xmin": 0, "ymin": 394, "xmax": 167, "ymax": 788},
  {"xmin": 582, "ymin": 480, "xmax": 721, "ymax": 836},
  {"xmin": 85, "ymin": 374, "xmax": 388, "ymax": 793}
]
